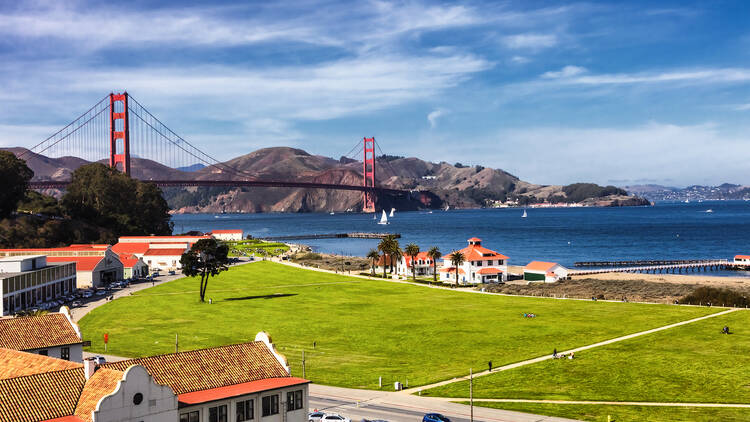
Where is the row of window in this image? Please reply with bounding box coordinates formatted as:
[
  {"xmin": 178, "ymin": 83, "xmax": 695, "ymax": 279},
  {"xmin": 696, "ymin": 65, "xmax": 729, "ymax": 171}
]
[
  {"xmin": 179, "ymin": 390, "xmax": 304, "ymax": 422},
  {"xmin": 1, "ymin": 264, "xmax": 76, "ymax": 293},
  {"xmin": 38, "ymin": 347, "xmax": 70, "ymax": 360},
  {"xmin": 2, "ymin": 278, "xmax": 75, "ymax": 314},
  {"xmin": 474, "ymin": 260, "xmax": 503, "ymax": 267}
]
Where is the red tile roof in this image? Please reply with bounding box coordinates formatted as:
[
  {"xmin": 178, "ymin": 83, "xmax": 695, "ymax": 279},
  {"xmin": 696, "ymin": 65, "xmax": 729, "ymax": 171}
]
[
  {"xmin": 143, "ymin": 248, "xmax": 186, "ymax": 256},
  {"xmin": 111, "ymin": 242, "xmax": 150, "ymax": 255},
  {"xmin": 0, "ymin": 348, "xmax": 82, "ymax": 380},
  {"xmin": 525, "ymin": 261, "xmax": 559, "ymax": 272},
  {"xmin": 403, "ymin": 252, "xmax": 433, "ymax": 268},
  {"xmin": 477, "ymin": 268, "xmax": 503, "ymax": 275},
  {"xmin": 0, "ymin": 313, "xmax": 82, "ymax": 351},
  {"xmin": 103, "ymin": 342, "xmax": 290, "ymax": 395},
  {"xmin": 46, "ymin": 256, "xmax": 105, "ymax": 272},
  {"xmin": 0, "ymin": 368, "xmax": 85, "ymax": 422},
  {"xmin": 118, "ymin": 254, "xmax": 144, "ymax": 269},
  {"xmin": 376, "ymin": 255, "xmax": 394, "ymax": 266},
  {"xmin": 73, "ymin": 368, "xmax": 124, "ymax": 422},
  {"xmin": 467, "ymin": 237, "xmax": 482, "ymax": 242},
  {"xmin": 735, "ymin": 255, "xmax": 750, "ymax": 260},
  {"xmin": 119, "ymin": 235, "xmax": 210, "ymax": 240},
  {"xmin": 178, "ymin": 377, "xmax": 309, "ymax": 405},
  {"xmin": 441, "ymin": 244, "xmax": 509, "ymax": 262}
]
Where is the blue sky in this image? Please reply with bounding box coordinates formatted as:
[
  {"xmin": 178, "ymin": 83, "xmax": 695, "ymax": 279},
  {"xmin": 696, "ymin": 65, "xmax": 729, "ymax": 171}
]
[{"xmin": 1, "ymin": 0, "xmax": 749, "ymax": 187}]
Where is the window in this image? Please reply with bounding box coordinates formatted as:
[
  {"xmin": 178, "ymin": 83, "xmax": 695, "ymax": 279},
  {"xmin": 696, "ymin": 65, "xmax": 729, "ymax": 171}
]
[
  {"xmin": 262, "ymin": 395, "xmax": 279, "ymax": 416},
  {"xmin": 180, "ymin": 411, "xmax": 199, "ymax": 422},
  {"xmin": 236, "ymin": 399, "xmax": 254, "ymax": 421},
  {"xmin": 476, "ymin": 260, "xmax": 482, "ymax": 267},
  {"xmin": 287, "ymin": 390, "xmax": 303, "ymax": 411},
  {"xmin": 39, "ymin": 349, "xmax": 48, "ymax": 356},
  {"xmin": 61, "ymin": 347, "xmax": 70, "ymax": 360},
  {"xmin": 209, "ymin": 405, "xmax": 227, "ymax": 422},
  {"xmin": 487, "ymin": 260, "xmax": 494, "ymax": 266}
]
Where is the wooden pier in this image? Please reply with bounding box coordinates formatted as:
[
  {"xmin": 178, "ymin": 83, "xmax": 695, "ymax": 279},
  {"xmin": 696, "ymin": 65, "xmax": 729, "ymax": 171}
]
[
  {"xmin": 575, "ymin": 259, "xmax": 724, "ymax": 267},
  {"xmin": 570, "ymin": 259, "xmax": 731, "ymax": 276},
  {"xmin": 260, "ymin": 232, "xmax": 400, "ymax": 241}
]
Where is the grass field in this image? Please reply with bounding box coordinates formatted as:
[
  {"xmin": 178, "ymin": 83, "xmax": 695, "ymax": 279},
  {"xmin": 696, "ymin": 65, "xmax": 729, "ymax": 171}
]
[
  {"xmin": 79, "ymin": 261, "xmax": 718, "ymax": 390},
  {"xmin": 424, "ymin": 310, "xmax": 750, "ymax": 403},
  {"xmin": 462, "ymin": 402, "xmax": 750, "ymax": 422},
  {"xmin": 225, "ymin": 240, "xmax": 289, "ymax": 257}
]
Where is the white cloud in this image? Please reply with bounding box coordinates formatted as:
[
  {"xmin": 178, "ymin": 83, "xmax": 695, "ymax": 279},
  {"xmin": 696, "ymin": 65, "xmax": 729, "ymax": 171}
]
[
  {"xmin": 734, "ymin": 103, "xmax": 750, "ymax": 111},
  {"xmin": 550, "ymin": 68, "xmax": 750, "ymax": 85},
  {"xmin": 509, "ymin": 56, "xmax": 531, "ymax": 65},
  {"xmin": 502, "ymin": 33, "xmax": 558, "ymax": 50},
  {"xmin": 541, "ymin": 65, "xmax": 587, "ymax": 79},
  {"xmin": 427, "ymin": 109, "xmax": 448, "ymax": 128}
]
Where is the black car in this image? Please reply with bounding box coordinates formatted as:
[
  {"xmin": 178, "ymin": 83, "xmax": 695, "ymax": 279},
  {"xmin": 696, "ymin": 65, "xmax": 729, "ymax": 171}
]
[{"xmin": 423, "ymin": 414, "xmax": 451, "ymax": 422}]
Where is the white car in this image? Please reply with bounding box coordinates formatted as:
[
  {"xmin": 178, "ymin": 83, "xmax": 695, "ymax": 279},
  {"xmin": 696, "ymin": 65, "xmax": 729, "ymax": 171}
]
[
  {"xmin": 308, "ymin": 412, "xmax": 326, "ymax": 422},
  {"xmin": 320, "ymin": 415, "xmax": 350, "ymax": 422}
]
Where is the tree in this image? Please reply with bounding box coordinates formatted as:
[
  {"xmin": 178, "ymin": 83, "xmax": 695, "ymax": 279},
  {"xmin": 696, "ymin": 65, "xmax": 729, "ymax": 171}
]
[
  {"xmin": 0, "ymin": 150, "xmax": 33, "ymax": 218},
  {"xmin": 449, "ymin": 251, "xmax": 466, "ymax": 287},
  {"xmin": 62, "ymin": 163, "xmax": 173, "ymax": 239},
  {"xmin": 180, "ymin": 238, "xmax": 229, "ymax": 302},
  {"xmin": 366, "ymin": 249, "xmax": 380, "ymax": 276},
  {"xmin": 404, "ymin": 243, "xmax": 420, "ymax": 281},
  {"xmin": 427, "ymin": 246, "xmax": 441, "ymax": 282},
  {"xmin": 377, "ymin": 235, "xmax": 398, "ymax": 278}
]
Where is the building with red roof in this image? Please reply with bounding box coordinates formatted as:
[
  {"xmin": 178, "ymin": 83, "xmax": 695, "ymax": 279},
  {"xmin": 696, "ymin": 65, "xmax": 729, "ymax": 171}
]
[
  {"xmin": 0, "ymin": 332, "xmax": 309, "ymax": 422},
  {"xmin": 439, "ymin": 238, "xmax": 509, "ymax": 284},
  {"xmin": 0, "ymin": 246, "xmax": 123, "ymax": 289},
  {"xmin": 395, "ymin": 251, "xmax": 437, "ymax": 277},
  {"xmin": 523, "ymin": 261, "xmax": 569, "ymax": 283}
]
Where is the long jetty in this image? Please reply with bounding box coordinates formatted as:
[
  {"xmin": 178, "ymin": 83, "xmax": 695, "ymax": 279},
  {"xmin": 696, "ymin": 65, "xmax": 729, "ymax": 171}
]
[
  {"xmin": 570, "ymin": 259, "xmax": 731, "ymax": 276},
  {"xmin": 261, "ymin": 232, "xmax": 400, "ymax": 241},
  {"xmin": 575, "ymin": 259, "xmax": 724, "ymax": 267}
]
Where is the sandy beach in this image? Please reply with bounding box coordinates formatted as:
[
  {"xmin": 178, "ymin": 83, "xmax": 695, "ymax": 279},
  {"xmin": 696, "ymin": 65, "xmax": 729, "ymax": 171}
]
[{"xmin": 570, "ymin": 271, "xmax": 750, "ymax": 290}]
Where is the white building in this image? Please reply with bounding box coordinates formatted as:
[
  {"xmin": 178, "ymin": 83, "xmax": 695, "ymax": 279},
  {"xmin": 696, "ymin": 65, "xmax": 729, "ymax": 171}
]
[
  {"xmin": 439, "ymin": 238, "xmax": 509, "ymax": 284},
  {"xmin": 0, "ymin": 255, "xmax": 77, "ymax": 315},
  {"xmin": 0, "ymin": 332, "xmax": 309, "ymax": 422},
  {"xmin": 524, "ymin": 261, "xmax": 569, "ymax": 283},
  {"xmin": 0, "ymin": 307, "xmax": 84, "ymax": 361},
  {"xmin": 395, "ymin": 252, "xmax": 436, "ymax": 277},
  {"xmin": 143, "ymin": 247, "xmax": 188, "ymax": 272},
  {"xmin": 734, "ymin": 255, "xmax": 750, "ymax": 266},
  {"xmin": 211, "ymin": 229, "xmax": 244, "ymax": 241}
]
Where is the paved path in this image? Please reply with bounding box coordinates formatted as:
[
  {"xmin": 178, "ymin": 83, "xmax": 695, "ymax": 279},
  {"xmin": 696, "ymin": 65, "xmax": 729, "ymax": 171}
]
[
  {"xmin": 405, "ymin": 308, "xmax": 739, "ymax": 394},
  {"xmin": 310, "ymin": 384, "xmax": 581, "ymax": 422},
  {"xmin": 442, "ymin": 398, "xmax": 750, "ymax": 408}
]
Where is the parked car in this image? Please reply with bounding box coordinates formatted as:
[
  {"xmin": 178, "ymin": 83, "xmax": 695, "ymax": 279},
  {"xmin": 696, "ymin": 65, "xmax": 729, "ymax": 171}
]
[
  {"xmin": 320, "ymin": 415, "xmax": 350, "ymax": 422},
  {"xmin": 308, "ymin": 411, "xmax": 326, "ymax": 422},
  {"xmin": 91, "ymin": 355, "xmax": 106, "ymax": 365},
  {"xmin": 82, "ymin": 290, "xmax": 94, "ymax": 298},
  {"xmin": 95, "ymin": 290, "xmax": 107, "ymax": 296},
  {"xmin": 72, "ymin": 300, "xmax": 83, "ymax": 307},
  {"xmin": 423, "ymin": 414, "xmax": 451, "ymax": 422},
  {"xmin": 168, "ymin": 270, "xmax": 176, "ymax": 275}
]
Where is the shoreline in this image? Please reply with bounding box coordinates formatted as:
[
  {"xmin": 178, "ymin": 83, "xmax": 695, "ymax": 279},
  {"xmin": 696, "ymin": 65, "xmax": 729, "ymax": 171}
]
[{"xmin": 570, "ymin": 271, "xmax": 750, "ymax": 287}]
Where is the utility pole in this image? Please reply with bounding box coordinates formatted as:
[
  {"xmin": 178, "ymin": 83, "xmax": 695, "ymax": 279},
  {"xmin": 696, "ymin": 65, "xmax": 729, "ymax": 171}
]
[
  {"xmin": 470, "ymin": 367, "xmax": 474, "ymax": 422},
  {"xmin": 175, "ymin": 333, "xmax": 179, "ymax": 353},
  {"xmin": 302, "ymin": 350, "xmax": 306, "ymax": 379}
]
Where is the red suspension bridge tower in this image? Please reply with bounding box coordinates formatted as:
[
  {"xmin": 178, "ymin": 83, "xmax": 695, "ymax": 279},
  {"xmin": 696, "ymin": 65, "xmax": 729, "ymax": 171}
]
[
  {"xmin": 362, "ymin": 137, "xmax": 376, "ymax": 213},
  {"xmin": 109, "ymin": 92, "xmax": 130, "ymax": 174}
]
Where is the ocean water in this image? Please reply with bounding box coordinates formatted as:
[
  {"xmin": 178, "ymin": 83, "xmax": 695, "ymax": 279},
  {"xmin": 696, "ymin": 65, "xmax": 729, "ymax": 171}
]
[{"xmin": 172, "ymin": 201, "xmax": 750, "ymax": 275}]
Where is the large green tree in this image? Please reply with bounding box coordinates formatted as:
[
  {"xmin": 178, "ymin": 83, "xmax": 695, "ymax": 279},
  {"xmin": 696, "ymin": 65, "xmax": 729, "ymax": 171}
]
[
  {"xmin": 0, "ymin": 151, "xmax": 33, "ymax": 218},
  {"xmin": 62, "ymin": 163, "xmax": 172, "ymax": 238},
  {"xmin": 180, "ymin": 238, "xmax": 230, "ymax": 302},
  {"xmin": 449, "ymin": 251, "xmax": 466, "ymax": 287},
  {"xmin": 427, "ymin": 246, "xmax": 441, "ymax": 282},
  {"xmin": 404, "ymin": 243, "xmax": 420, "ymax": 281},
  {"xmin": 366, "ymin": 249, "xmax": 380, "ymax": 276}
]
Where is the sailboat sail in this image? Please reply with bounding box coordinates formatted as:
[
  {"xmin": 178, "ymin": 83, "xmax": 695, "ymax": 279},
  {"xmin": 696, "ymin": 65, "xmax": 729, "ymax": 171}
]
[
  {"xmin": 378, "ymin": 210, "xmax": 388, "ymax": 225},
  {"xmin": 389, "ymin": 208, "xmax": 395, "ymax": 217},
  {"xmin": 522, "ymin": 209, "xmax": 527, "ymax": 218}
]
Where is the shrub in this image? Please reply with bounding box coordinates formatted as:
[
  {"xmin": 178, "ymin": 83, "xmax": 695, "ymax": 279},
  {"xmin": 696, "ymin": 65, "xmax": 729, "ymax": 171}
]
[
  {"xmin": 297, "ymin": 252, "xmax": 322, "ymax": 260},
  {"xmin": 679, "ymin": 286, "xmax": 749, "ymax": 307}
]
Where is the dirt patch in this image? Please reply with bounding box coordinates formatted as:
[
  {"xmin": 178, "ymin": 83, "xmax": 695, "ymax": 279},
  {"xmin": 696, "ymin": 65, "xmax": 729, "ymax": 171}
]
[
  {"xmin": 290, "ymin": 252, "xmax": 371, "ymax": 273},
  {"xmin": 483, "ymin": 277, "xmax": 750, "ymax": 304}
]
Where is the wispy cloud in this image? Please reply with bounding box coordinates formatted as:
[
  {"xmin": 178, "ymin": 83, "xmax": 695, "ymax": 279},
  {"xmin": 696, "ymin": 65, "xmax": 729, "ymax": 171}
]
[
  {"xmin": 427, "ymin": 109, "xmax": 448, "ymax": 128},
  {"xmin": 546, "ymin": 68, "xmax": 750, "ymax": 85},
  {"xmin": 502, "ymin": 33, "xmax": 558, "ymax": 50},
  {"xmin": 541, "ymin": 65, "xmax": 587, "ymax": 79}
]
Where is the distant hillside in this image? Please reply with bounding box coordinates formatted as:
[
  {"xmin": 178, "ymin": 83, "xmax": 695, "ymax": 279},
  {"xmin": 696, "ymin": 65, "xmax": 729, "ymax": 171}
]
[
  {"xmin": 625, "ymin": 183, "xmax": 750, "ymax": 201},
  {"xmin": 6, "ymin": 146, "xmax": 649, "ymax": 213}
]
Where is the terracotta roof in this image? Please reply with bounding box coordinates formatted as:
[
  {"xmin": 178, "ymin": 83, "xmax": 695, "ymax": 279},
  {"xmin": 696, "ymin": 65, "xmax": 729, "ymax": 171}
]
[
  {"xmin": 0, "ymin": 313, "xmax": 82, "ymax": 351},
  {"xmin": 104, "ymin": 342, "xmax": 289, "ymax": 395},
  {"xmin": 212, "ymin": 230, "xmax": 242, "ymax": 234},
  {"xmin": 178, "ymin": 377, "xmax": 309, "ymax": 405},
  {"xmin": 74, "ymin": 368, "xmax": 124, "ymax": 422},
  {"xmin": 111, "ymin": 242, "xmax": 150, "ymax": 255},
  {"xmin": 441, "ymin": 243, "xmax": 509, "ymax": 262},
  {"xmin": 0, "ymin": 367, "xmax": 85, "ymax": 422},
  {"xmin": 467, "ymin": 237, "xmax": 482, "ymax": 242},
  {"xmin": 525, "ymin": 261, "xmax": 559, "ymax": 272},
  {"xmin": 735, "ymin": 255, "xmax": 750, "ymax": 260},
  {"xmin": 477, "ymin": 268, "xmax": 503, "ymax": 275},
  {"xmin": 376, "ymin": 255, "xmax": 394, "ymax": 266},
  {"xmin": 118, "ymin": 254, "xmax": 144, "ymax": 269},
  {"xmin": 0, "ymin": 245, "xmax": 108, "ymax": 253},
  {"xmin": 143, "ymin": 248, "xmax": 186, "ymax": 256},
  {"xmin": 403, "ymin": 252, "xmax": 432, "ymax": 268},
  {"xmin": 439, "ymin": 267, "xmax": 466, "ymax": 274},
  {"xmin": 46, "ymin": 256, "xmax": 106, "ymax": 272},
  {"xmin": 0, "ymin": 348, "xmax": 82, "ymax": 380},
  {"xmin": 119, "ymin": 235, "xmax": 210, "ymax": 240}
]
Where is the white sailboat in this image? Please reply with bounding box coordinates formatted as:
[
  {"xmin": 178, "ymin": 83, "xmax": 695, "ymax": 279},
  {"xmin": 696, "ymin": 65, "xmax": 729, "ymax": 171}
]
[
  {"xmin": 522, "ymin": 208, "xmax": 528, "ymax": 218},
  {"xmin": 377, "ymin": 210, "xmax": 389, "ymax": 225},
  {"xmin": 389, "ymin": 208, "xmax": 395, "ymax": 217},
  {"xmin": 444, "ymin": 204, "xmax": 450, "ymax": 211}
]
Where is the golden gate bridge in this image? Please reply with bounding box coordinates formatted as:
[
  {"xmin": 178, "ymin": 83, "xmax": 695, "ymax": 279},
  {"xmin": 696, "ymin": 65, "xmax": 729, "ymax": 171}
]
[{"xmin": 19, "ymin": 92, "xmax": 416, "ymax": 212}]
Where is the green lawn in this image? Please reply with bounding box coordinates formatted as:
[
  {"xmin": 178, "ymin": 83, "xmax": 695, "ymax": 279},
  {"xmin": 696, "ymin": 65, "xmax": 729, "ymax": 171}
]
[
  {"xmin": 425, "ymin": 310, "xmax": 750, "ymax": 403},
  {"xmin": 79, "ymin": 261, "xmax": 718, "ymax": 390},
  {"xmin": 226, "ymin": 240, "xmax": 289, "ymax": 257},
  {"xmin": 462, "ymin": 401, "xmax": 750, "ymax": 422}
]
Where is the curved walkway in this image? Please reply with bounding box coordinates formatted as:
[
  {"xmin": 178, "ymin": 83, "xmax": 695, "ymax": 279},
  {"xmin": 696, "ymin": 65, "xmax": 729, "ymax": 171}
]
[
  {"xmin": 441, "ymin": 398, "xmax": 750, "ymax": 408},
  {"xmin": 404, "ymin": 308, "xmax": 739, "ymax": 394}
]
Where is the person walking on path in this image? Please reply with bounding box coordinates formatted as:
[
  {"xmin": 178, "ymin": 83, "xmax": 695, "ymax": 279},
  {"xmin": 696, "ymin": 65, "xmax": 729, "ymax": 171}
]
[
  {"xmin": 488, "ymin": 361, "xmax": 492, "ymax": 372},
  {"xmin": 553, "ymin": 348, "xmax": 557, "ymax": 358}
]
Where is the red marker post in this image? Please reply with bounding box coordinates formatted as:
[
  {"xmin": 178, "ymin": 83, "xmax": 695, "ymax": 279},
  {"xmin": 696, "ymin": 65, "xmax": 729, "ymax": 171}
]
[{"xmin": 104, "ymin": 333, "xmax": 109, "ymax": 352}]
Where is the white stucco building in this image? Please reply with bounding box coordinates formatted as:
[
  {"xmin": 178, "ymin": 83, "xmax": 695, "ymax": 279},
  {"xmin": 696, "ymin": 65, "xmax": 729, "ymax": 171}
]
[
  {"xmin": 523, "ymin": 261, "xmax": 569, "ymax": 283},
  {"xmin": 439, "ymin": 238, "xmax": 509, "ymax": 284},
  {"xmin": 211, "ymin": 229, "xmax": 244, "ymax": 241}
]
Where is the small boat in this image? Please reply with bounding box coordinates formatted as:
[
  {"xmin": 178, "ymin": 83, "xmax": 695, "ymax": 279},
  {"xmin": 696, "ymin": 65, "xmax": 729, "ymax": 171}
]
[
  {"xmin": 522, "ymin": 209, "xmax": 527, "ymax": 218},
  {"xmin": 330, "ymin": 212, "xmax": 335, "ymax": 215},
  {"xmin": 389, "ymin": 208, "xmax": 395, "ymax": 217},
  {"xmin": 684, "ymin": 199, "xmax": 690, "ymax": 203},
  {"xmin": 705, "ymin": 209, "xmax": 713, "ymax": 213},
  {"xmin": 444, "ymin": 204, "xmax": 450, "ymax": 211},
  {"xmin": 377, "ymin": 210, "xmax": 389, "ymax": 225}
]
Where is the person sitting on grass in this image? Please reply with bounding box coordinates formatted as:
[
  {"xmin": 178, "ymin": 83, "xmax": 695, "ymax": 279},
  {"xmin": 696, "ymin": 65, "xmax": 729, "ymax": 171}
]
[
  {"xmin": 568, "ymin": 352, "xmax": 575, "ymax": 360},
  {"xmin": 722, "ymin": 326, "xmax": 730, "ymax": 334}
]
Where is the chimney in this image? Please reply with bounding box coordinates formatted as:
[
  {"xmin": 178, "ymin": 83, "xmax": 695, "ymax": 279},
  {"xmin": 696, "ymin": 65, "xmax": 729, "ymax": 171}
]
[{"xmin": 84, "ymin": 358, "xmax": 98, "ymax": 380}]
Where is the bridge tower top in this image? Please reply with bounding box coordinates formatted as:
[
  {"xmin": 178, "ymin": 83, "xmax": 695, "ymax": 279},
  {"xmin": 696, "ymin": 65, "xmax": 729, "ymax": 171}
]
[
  {"xmin": 363, "ymin": 137, "xmax": 376, "ymax": 213},
  {"xmin": 109, "ymin": 92, "xmax": 130, "ymax": 174}
]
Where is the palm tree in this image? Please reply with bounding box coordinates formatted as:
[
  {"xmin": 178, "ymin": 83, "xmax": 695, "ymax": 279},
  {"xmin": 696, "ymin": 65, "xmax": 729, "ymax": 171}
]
[
  {"xmin": 377, "ymin": 236, "xmax": 393, "ymax": 278},
  {"xmin": 427, "ymin": 246, "xmax": 441, "ymax": 282},
  {"xmin": 390, "ymin": 243, "xmax": 402, "ymax": 276},
  {"xmin": 366, "ymin": 249, "xmax": 380, "ymax": 276},
  {"xmin": 404, "ymin": 243, "xmax": 420, "ymax": 281},
  {"xmin": 449, "ymin": 251, "xmax": 466, "ymax": 287}
]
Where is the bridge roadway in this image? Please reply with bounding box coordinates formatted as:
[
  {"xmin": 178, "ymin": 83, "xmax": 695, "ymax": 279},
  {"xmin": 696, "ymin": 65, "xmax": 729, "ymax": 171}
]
[
  {"xmin": 570, "ymin": 259, "xmax": 731, "ymax": 276},
  {"xmin": 29, "ymin": 179, "xmax": 412, "ymax": 195}
]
